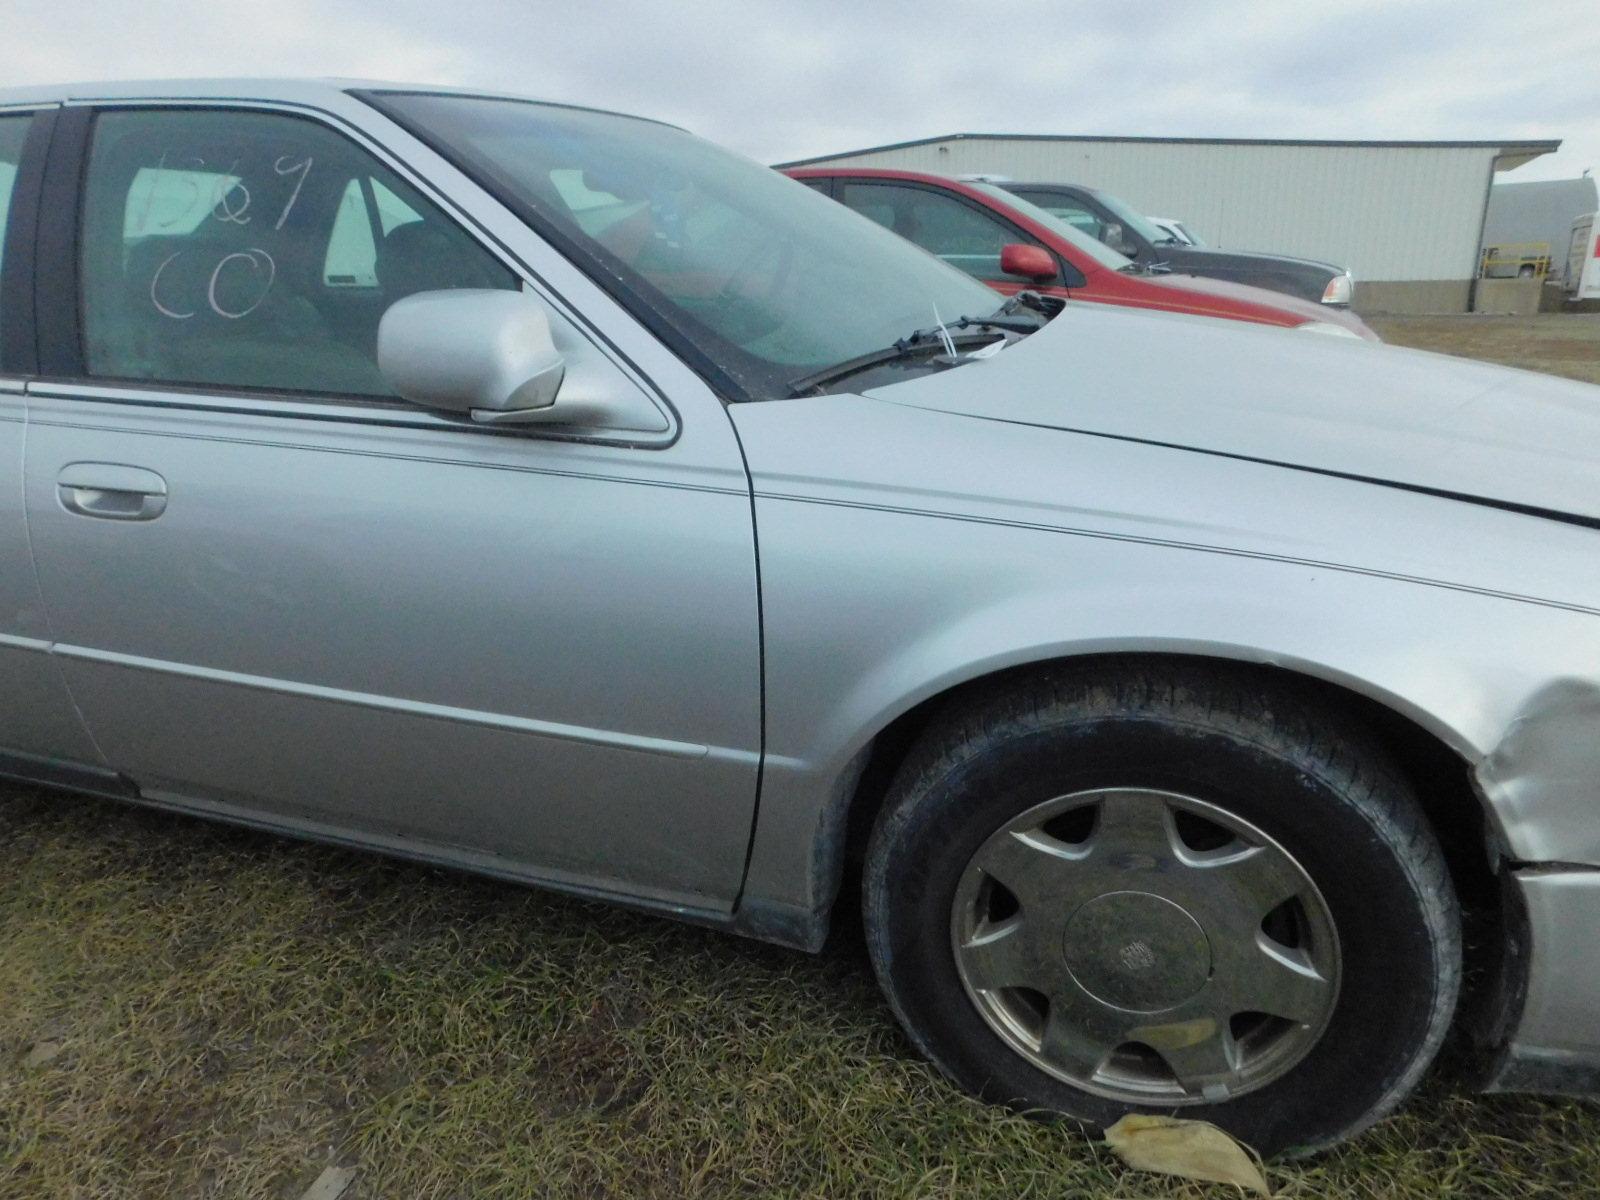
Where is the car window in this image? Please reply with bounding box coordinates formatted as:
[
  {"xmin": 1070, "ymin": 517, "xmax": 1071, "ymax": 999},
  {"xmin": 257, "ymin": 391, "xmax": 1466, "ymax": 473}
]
[
  {"xmin": 1014, "ymin": 191, "xmax": 1106, "ymax": 240},
  {"xmin": 1086, "ymin": 188, "xmax": 1169, "ymax": 246},
  {"xmin": 0, "ymin": 115, "xmax": 32, "ymax": 364},
  {"xmin": 838, "ymin": 182, "xmax": 1027, "ymax": 282},
  {"xmin": 79, "ymin": 108, "xmax": 518, "ymax": 398},
  {"xmin": 980, "ymin": 185, "xmax": 1131, "ymax": 271},
  {"xmin": 378, "ymin": 95, "xmax": 1003, "ymax": 398},
  {"xmin": 320, "ymin": 179, "xmax": 425, "ymax": 288}
]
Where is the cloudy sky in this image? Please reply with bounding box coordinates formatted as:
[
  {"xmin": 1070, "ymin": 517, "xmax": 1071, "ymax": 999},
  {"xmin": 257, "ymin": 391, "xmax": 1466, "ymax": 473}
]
[{"xmin": 3, "ymin": 0, "xmax": 1595, "ymax": 181}]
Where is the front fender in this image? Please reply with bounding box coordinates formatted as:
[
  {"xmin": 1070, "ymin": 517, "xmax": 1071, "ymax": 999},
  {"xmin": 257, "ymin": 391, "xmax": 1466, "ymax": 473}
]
[{"xmin": 729, "ymin": 395, "xmax": 1600, "ymax": 945}]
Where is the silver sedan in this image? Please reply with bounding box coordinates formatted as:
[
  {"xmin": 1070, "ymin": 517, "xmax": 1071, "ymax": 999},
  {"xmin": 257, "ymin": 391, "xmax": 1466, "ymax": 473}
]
[{"xmin": 0, "ymin": 79, "xmax": 1596, "ymax": 1157}]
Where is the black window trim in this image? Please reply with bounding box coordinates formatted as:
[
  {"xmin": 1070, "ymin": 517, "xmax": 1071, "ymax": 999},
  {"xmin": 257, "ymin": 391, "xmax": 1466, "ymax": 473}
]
[
  {"xmin": 793, "ymin": 175, "xmax": 838, "ymax": 201},
  {"xmin": 33, "ymin": 103, "xmax": 90, "ymax": 378},
  {"xmin": 21, "ymin": 97, "xmax": 679, "ymax": 447},
  {"xmin": 827, "ymin": 176, "xmax": 1085, "ymax": 289},
  {"xmin": 0, "ymin": 105, "xmax": 59, "ymax": 377}
]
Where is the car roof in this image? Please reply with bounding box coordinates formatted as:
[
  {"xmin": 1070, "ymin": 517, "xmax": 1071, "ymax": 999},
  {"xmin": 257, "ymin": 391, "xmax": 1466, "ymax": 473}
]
[
  {"xmin": 1007, "ymin": 182, "xmax": 1101, "ymax": 197},
  {"xmin": 784, "ymin": 165, "xmax": 983, "ymax": 187},
  {"xmin": 781, "ymin": 166, "xmax": 1122, "ymax": 261},
  {"xmin": 787, "ymin": 168, "xmax": 1116, "ymax": 209},
  {"xmin": 0, "ymin": 77, "xmax": 677, "ymax": 130}
]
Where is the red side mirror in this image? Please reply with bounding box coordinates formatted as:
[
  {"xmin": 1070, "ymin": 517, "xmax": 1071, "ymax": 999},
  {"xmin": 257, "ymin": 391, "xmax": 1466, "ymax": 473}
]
[{"xmin": 1000, "ymin": 243, "xmax": 1057, "ymax": 282}]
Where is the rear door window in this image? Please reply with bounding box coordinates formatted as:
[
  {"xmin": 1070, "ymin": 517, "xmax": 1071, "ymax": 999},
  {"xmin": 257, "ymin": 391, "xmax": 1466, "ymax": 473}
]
[{"xmin": 0, "ymin": 115, "xmax": 34, "ymax": 365}]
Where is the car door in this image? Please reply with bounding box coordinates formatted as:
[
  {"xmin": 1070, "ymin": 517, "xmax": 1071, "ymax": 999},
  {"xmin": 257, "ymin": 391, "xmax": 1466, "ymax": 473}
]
[
  {"xmin": 836, "ymin": 180, "xmax": 1054, "ymax": 289},
  {"xmin": 21, "ymin": 103, "xmax": 762, "ymax": 910},
  {"xmin": 0, "ymin": 105, "xmax": 110, "ymax": 779}
]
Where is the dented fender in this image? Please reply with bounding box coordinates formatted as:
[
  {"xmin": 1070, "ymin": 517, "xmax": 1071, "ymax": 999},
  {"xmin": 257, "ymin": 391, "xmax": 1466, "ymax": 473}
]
[{"xmin": 1475, "ymin": 679, "xmax": 1600, "ymax": 868}]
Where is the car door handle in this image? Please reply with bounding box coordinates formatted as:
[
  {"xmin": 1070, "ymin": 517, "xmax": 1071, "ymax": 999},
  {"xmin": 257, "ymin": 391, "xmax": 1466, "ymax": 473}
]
[{"xmin": 56, "ymin": 463, "xmax": 169, "ymax": 521}]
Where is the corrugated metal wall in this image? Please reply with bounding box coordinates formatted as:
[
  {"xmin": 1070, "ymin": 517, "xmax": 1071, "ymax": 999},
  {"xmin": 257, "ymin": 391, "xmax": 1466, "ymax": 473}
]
[{"xmin": 804, "ymin": 139, "xmax": 1500, "ymax": 282}]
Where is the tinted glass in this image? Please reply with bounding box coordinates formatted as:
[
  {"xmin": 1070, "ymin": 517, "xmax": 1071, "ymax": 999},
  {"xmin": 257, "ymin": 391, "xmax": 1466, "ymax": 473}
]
[
  {"xmin": 838, "ymin": 182, "xmax": 1025, "ymax": 282},
  {"xmin": 987, "ymin": 185, "xmax": 1133, "ymax": 270},
  {"xmin": 0, "ymin": 115, "xmax": 31, "ymax": 362},
  {"xmin": 1086, "ymin": 188, "xmax": 1169, "ymax": 245},
  {"xmin": 378, "ymin": 95, "xmax": 1001, "ymax": 397},
  {"xmin": 80, "ymin": 109, "xmax": 517, "ymax": 397},
  {"xmin": 1013, "ymin": 191, "xmax": 1105, "ymax": 238}
]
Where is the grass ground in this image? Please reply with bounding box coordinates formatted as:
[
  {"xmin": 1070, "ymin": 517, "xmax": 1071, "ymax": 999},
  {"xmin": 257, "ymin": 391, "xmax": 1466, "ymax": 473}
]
[
  {"xmin": 4, "ymin": 314, "xmax": 1600, "ymax": 1198},
  {"xmin": 1366, "ymin": 312, "xmax": 1600, "ymax": 385}
]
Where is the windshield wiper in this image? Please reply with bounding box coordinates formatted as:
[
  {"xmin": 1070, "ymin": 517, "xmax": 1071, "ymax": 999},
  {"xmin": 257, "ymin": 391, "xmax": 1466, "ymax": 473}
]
[
  {"xmin": 787, "ymin": 299, "xmax": 1052, "ymax": 396},
  {"xmin": 787, "ymin": 329, "xmax": 1009, "ymax": 396},
  {"xmin": 906, "ymin": 293, "xmax": 1053, "ymax": 338}
]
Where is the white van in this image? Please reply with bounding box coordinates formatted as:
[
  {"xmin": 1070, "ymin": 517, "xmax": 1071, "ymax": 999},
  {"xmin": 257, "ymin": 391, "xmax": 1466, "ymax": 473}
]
[{"xmin": 1567, "ymin": 212, "xmax": 1600, "ymax": 300}]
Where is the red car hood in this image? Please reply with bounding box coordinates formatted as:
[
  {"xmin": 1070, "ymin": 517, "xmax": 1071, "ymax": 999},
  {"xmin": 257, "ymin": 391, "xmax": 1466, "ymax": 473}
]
[
  {"xmin": 1127, "ymin": 270, "xmax": 1372, "ymax": 338},
  {"xmin": 864, "ymin": 299, "xmax": 1600, "ymax": 523}
]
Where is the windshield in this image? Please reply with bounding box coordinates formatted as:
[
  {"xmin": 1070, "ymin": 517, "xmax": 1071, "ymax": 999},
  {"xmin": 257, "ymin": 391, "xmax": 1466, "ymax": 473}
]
[
  {"xmin": 969, "ymin": 183, "xmax": 1131, "ymax": 271},
  {"xmin": 1089, "ymin": 189, "xmax": 1172, "ymax": 245},
  {"xmin": 370, "ymin": 94, "xmax": 1001, "ymax": 399}
]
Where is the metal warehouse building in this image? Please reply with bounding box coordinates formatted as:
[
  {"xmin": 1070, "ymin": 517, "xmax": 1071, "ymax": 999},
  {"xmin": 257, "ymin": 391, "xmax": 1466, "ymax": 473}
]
[
  {"xmin": 778, "ymin": 134, "xmax": 1560, "ymax": 313},
  {"xmin": 1482, "ymin": 176, "xmax": 1599, "ymax": 276}
]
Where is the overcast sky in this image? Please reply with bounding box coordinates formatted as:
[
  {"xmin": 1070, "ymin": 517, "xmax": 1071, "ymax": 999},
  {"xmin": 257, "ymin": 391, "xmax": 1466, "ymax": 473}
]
[{"xmin": 3, "ymin": 0, "xmax": 1595, "ymax": 182}]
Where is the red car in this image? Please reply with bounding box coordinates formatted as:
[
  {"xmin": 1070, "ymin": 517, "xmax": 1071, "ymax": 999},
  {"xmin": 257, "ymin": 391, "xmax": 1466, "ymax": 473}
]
[{"xmin": 785, "ymin": 167, "xmax": 1377, "ymax": 340}]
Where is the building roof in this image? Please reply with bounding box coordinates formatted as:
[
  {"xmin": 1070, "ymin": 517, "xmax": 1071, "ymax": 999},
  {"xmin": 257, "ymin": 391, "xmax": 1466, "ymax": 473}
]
[
  {"xmin": 775, "ymin": 131, "xmax": 1563, "ymax": 171},
  {"xmin": 1482, "ymin": 176, "xmax": 1599, "ymax": 253},
  {"xmin": 1489, "ymin": 175, "xmax": 1599, "ymax": 204}
]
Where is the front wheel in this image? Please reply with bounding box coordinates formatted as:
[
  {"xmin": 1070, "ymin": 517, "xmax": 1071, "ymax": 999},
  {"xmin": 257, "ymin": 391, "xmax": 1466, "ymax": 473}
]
[{"xmin": 863, "ymin": 661, "xmax": 1461, "ymax": 1157}]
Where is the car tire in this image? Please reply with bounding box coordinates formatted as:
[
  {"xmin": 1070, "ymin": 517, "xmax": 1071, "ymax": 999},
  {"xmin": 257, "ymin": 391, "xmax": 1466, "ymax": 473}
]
[{"xmin": 862, "ymin": 659, "xmax": 1461, "ymax": 1157}]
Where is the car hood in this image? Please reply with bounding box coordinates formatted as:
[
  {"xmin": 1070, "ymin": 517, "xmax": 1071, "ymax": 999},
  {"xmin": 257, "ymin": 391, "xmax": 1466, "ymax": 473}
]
[
  {"xmin": 1126, "ymin": 270, "xmax": 1372, "ymax": 336},
  {"xmin": 864, "ymin": 301, "xmax": 1600, "ymax": 523},
  {"xmin": 1164, "ymin": 244, "xmax": 1345, "ymax": 274}
]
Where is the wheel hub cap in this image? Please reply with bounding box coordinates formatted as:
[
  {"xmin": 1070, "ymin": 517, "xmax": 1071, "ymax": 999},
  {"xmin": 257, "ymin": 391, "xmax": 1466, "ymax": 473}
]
[
  {"xmin": 951, "ymin": 787, "xmax": 1341, "ymax": 1106},
  {"xmin": 1063, "ymin": 892, "xmax": 1212, "ymax": 1012}
]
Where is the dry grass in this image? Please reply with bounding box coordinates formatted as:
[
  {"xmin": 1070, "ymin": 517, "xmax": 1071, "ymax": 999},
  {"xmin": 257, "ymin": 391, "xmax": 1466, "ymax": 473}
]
[
  {"xmin": 5, "ymin": 788, "xmax": 1600, "ymax": 1200},
  {"xmin": 1367, "ymin": 313, "xmax": 1600, "ymax": 385},
  {"xmin": 5, "ymin": 315, "xmax": 1600, "ymax": 1198}
]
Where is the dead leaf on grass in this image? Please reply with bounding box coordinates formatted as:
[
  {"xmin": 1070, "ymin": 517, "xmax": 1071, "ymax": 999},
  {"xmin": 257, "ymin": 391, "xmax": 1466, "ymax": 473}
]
[{"xmin": 1105, "ymin": 1113, "xmax": 1271, "ymax": 1195}]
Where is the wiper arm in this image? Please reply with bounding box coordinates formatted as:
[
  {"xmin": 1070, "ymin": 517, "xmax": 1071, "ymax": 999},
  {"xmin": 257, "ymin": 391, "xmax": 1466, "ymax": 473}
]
[
  {"xmin": 945, "ymin": 313, "xmax": 1041, "ymax": 335},
  {"xmin": 788, "ymin": 295, "xmax": 1053, "ymax": 397},
  {"xmin": 787, "ymin": 329, "xmax": 1009, "ymax": 397}
]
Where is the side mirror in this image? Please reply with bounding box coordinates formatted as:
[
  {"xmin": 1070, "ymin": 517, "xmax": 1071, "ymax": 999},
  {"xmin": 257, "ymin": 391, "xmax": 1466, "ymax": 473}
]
[
  {"xmin": 378, "ymin": 289, "xmax": 568, "ymax": 425},
  {"xmin": 1102, "ymin": 222, "xmax": 1138, "ymax": 257},
  {"xmin": 999, "ymin": 243, "xmax": 1057, "ymax": 283}
]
